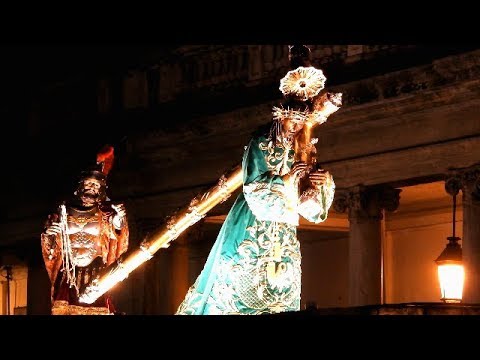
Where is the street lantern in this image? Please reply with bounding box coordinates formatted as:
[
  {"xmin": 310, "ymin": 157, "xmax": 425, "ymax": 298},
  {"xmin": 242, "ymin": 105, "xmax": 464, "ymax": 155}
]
[{"xmin": 435, "ymin": 181, "xmax": 464, "ymax": 303}]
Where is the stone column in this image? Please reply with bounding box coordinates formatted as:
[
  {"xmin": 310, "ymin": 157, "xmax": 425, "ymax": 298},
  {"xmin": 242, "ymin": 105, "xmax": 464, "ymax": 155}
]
[
  {"xmin": 450, "ymin": 165, "xmax": 480, "ymax": 303},
  {"xmin": 334, "ymin": 185, "xmax": 400, "ymax": 307}
]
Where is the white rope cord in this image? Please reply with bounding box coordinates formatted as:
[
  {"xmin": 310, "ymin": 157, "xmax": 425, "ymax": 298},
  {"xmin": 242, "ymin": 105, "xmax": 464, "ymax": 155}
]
[{"xmin": 59, "ymin": 204, "xmax": 78, "ymax": 294}]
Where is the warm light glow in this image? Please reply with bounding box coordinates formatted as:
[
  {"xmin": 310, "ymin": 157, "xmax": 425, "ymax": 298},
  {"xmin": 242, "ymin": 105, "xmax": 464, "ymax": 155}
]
[
  {"xmin": 79, "ymin": 246, "xmax": 153, "ymax": 304},
  {"xmin": 437, "ymin": 263, "xmax": 464, "ymax": 303}
]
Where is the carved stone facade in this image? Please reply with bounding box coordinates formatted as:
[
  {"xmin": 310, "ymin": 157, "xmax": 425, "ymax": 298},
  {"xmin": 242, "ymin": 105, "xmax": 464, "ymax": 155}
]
[{"xmin": 96, "ymin": 45, "xmax": 420, "ymax": 116}]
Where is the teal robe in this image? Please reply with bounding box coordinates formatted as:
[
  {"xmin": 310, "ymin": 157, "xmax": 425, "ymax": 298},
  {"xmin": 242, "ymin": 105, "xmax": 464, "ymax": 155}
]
[{"xmin": 176, "ymin": 133, "xmax": 333, "ymax": 315}]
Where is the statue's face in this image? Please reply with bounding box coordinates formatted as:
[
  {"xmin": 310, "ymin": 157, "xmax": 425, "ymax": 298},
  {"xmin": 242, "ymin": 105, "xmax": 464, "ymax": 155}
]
[
  {"xmin": 282, "ymin": 118, "xmax": 305, "ymax": 138},
  {"xmin": 77, "ymin": 177, "xmax": 103, "ymax": 207}
]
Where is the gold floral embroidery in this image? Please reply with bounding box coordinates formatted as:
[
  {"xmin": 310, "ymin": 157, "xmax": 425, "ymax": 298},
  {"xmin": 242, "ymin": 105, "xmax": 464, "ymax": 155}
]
[
  {"xmin": 258, "ymin": 140, "xmax": 294, "ymax": 176},
  {"xmin": 176, "ymin": 277, "xmax": 203, "ymax": 315},
  {"xmin": 208, "ymin": 220, "xmax": 300, "ymax": 315},
  {"xmin": 176, "ymin": 219, "xmax": 301, "ymax": 315}
]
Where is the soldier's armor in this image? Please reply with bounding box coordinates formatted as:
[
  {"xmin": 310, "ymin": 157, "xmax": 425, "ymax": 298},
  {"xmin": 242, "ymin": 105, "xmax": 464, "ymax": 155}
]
[{"xmin": 67, "ymin": 207, "xmax": 102, "ymax": 267}]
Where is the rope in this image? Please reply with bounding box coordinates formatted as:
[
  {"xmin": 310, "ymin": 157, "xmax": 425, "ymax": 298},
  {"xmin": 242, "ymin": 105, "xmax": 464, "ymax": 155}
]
[{"xmin": 59, "ymin": 204, "xmax": 78, "ymax": 294}]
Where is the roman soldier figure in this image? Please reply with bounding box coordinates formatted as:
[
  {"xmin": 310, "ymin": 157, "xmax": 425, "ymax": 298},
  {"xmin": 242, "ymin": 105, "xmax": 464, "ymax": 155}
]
[{"xmin": 40, "ymin": 146, "xmax": 129, "ymax": 315}]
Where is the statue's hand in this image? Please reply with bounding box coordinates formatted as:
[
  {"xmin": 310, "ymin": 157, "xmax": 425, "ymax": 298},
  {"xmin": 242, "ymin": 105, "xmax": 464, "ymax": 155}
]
[
  {"xmin": 283, "ymin": 161, "xmax": 308, "ymax": 183},
  {"xmin": 309, "ymin": 169, "xmax": 331, "ymax": 189}
]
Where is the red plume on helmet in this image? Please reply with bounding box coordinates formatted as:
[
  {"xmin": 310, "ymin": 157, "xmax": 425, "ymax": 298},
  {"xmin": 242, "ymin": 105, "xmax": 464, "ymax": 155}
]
[
  {"xmin": 77, "ymin": 145, "xmax": 115, "ymax": 187},
  {"xmin": 75, "ymin": 145, "xmax": 115, "ymax": 204},
  {"xmin": 96, "ymin": 145, "xmax": 115, "ymax": 176}
]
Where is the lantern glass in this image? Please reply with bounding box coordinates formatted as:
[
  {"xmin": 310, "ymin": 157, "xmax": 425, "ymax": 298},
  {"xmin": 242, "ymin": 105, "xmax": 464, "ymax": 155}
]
[{"xmin": 437, "ymin": 260, "xmax": 464, "ymax": 303}]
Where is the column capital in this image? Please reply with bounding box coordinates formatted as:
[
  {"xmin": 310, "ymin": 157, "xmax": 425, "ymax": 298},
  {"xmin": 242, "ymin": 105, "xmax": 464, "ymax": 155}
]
[
  {"xmin": 444, "ymin": 174, "xmax": 462, "ymax": 196},
  {"xmin": 447, "ymin": 163, "xmax": 480, "ymax": 200},
  {"xmin": 333, "ymin": 185, "xmax": 401, "ymax": 222}
]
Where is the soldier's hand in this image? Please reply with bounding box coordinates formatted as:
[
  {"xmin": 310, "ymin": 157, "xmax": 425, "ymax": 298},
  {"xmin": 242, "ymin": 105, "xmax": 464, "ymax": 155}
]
[
  {"xmin": 112, "ymin": 204, "xmax": 126, "ymax": 228},
  {"xmin": 112, "ymin": 203, "xmax": 126, "ymax": 217},
  {"xmin": 45, "ymin": 222, "xmax": 62, "ymax": 236}
]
